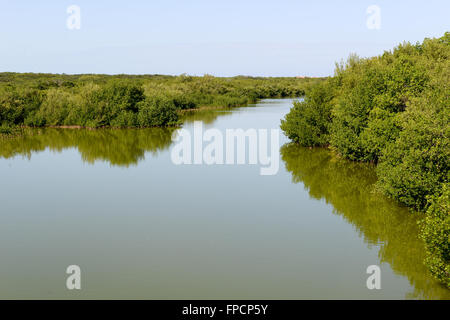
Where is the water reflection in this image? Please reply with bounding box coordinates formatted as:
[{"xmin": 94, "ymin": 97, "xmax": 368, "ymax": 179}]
[
  {"xmin": 0, "ymin": 127, "xmax": 175, "ymax": 166},
  {"xmin": 181, "ymin": 108, "xmax": 233, "ymax": 124},
  {"xmin": 1, "ymin": 100, "xmax": 449, "ymax": 299},
  {"xmin": 280, "ymin": 143, "xmax": 450, "ymax": 299},
  {"xmin": 0, "ymin": 108, "xmax": 232, "ymax": 166}
]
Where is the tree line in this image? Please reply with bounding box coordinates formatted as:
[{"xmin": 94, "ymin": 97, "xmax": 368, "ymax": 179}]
[
  {"xmin": 0, "ymin": 73, "xmax": 322, "ymax": 132},
  {"xmin": 281, "ymin": 33, "xmax": 449, "ymax": 287}
]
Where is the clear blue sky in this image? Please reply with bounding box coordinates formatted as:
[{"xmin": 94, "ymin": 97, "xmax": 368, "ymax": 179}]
[{"xmin": 0, "ymin": 0, "xmax": 448, "ymax": 76}]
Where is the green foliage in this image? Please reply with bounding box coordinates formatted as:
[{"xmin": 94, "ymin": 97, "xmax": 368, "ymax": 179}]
[
  {"xmin": 0, "ymin": 87, "xmax": 45, "ymax": 126},
  {"xmin": 137, "ymin": 97, "xmax": 179, "ymax": 127},
  {"xmin": 69, "ymin": 81, "xmax": 145, "ymax": 128},
  {"xmin": 280, "ymin": 80, "xmax": 334, "ymax": 146},
  {"xmin": 0, "ymin": 123, "xmax": 22, "ymax": 137},
  {"xmin": 420, "ymin": 184, "xmax": 450, "ymax": 288},
  {"xmin": 0, "ymin": 73, "xmax": 323, "ymax": 129},
  {"xmin": 281, "ymin": 32, "xmax": 450, "ymax": 287},
  {"xmin": 377, "ymin": 87, "xmax": 449, "ymax": 211}
]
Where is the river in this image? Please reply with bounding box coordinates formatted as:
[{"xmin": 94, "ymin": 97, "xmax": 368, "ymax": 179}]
[{"xmin": 0, "ymin": 98, "xmax": 448, "ymax": 299}]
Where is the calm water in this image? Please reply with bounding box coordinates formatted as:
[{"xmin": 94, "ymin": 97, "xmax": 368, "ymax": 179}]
[{"xmin": 0, "ymin": 99, "xmax": 448, "ymax": 299}]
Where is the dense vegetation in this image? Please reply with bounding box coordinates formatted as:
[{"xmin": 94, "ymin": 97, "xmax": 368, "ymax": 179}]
[
  {"xmin": 0, "ymin": 73, "xmax": 321, "ymax": 129},
  {"xmin": 281, "ymin": 33, "xmax": 449, "ymax": 287}
]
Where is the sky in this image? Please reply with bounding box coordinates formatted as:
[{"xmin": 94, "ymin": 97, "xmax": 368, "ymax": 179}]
[{"xmin": 0, "ymin": 0, "xmax": 449, "ymax": 77}]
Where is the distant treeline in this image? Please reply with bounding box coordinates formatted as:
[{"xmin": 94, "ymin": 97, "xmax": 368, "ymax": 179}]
[
  {"xmin": 281, "ymin": 33, "xmax": 449, "ymax": 287},
  {"xmin": 0, "ymin": 73, "xmax": 323, "ymax": 130}
]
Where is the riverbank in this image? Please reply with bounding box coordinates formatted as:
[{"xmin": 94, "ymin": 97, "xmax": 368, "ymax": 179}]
[
  {"xmin": 0, "ymin": 98, "xmax": 277, "ymax": 136},
  {"xmin": 0, "ymin": 124, "xmax": 24, "ymax": 139},
  {"xmin": 1, "ymin": 98, "xmax": 447, "ymax": 299},
  {"xmin": 0, "ymin": 73, "xmax": 324, "ymax": 132},
  {"xmin": 281, "ymin": 33, "xmax": 449, "ymax": 288}
]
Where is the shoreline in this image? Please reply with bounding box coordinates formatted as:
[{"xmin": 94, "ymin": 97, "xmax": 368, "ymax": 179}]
[{"xmin": 1, "ymin": 97, "xmax": 303, "ymax": 135}]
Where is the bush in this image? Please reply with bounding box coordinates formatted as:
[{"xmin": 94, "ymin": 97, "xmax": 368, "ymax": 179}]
[
  {"xmin": 420, "ymin": 185, "xmax": 450, "ymax": 288},
  {"xmin": 280, "ymin": 32, "xmax": 450, "ymax": 286},
  {"xmin": 31, "ymin": 88, "xmax": 73, "ymax": 126},
  {"xmin": 0, "ymin": 74, "xmax": 323, "ymax": 128},
  {"xmin": 88, "ymin": 81, "xmax": 145, "ymax": 127},
  {"xmin": 0, "ymin": 87, "xmax": 45, "ymax": 125},
  {"xmin": 0, "ymin": 123, "xmax": 23, "ymax": 137},
  {"xmin": 377, "ymin": 88, "xmax": 449, "ymax": 210},
  {"xmin": 280, "ymin": 80, "xmax": 334, "ymax": 146},
  {"xmin": 137, "ymin": 97, "xmax": 179, "ymax": 127}
]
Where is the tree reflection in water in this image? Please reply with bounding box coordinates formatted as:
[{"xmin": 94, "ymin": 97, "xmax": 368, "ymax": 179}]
[
  {"xmin": 0, "ymin": 127, "xmax": 175, "ymax": 167},
  {"xmin": 280, "ymin": 143, "xmax": 450, "ymax": 300}
]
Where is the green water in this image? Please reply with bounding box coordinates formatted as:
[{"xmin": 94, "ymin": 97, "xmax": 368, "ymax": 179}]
[{"xmin": 0, "ymin": 99, "xmax": 448, "ymax": 299}]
